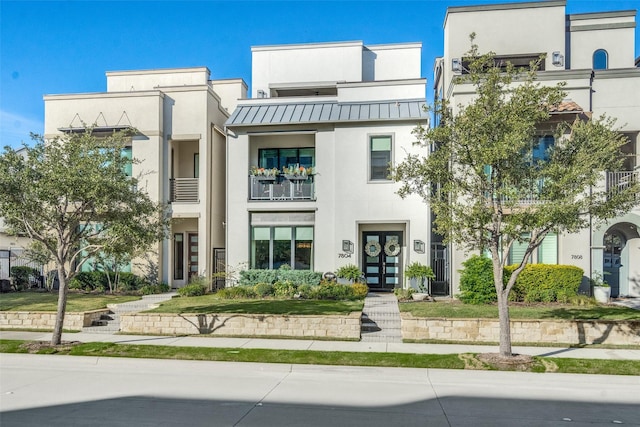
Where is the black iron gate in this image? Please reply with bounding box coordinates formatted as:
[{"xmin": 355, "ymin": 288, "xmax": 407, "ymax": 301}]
[
  {"xmin": 430, "ymin": 243, "xmax": 450, "ymax": 296},
  {"xmin": 213, "ymin": 248, "xmax": 226, "ymax": 291}
]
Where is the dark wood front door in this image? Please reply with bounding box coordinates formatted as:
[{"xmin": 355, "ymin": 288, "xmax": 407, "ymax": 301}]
[
  {"xmin": 362, "ymin": 231, "xmax": 402, "ymax": 291},
  {"xmin": 188, "ymin": 233, "xmax": 199, "ymax": 281}
]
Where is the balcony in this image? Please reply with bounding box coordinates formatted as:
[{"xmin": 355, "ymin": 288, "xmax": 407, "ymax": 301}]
[
  {"xmin": 170, "ymin": 178, "xmax": 199, "ymax": 203},
  {"xmin": 606, "ymin": 171, "xmax": 639, "ymax": 195},
  {"xmin": 249, "ymin": 176, "xmax": 315, "ymax": 201}
]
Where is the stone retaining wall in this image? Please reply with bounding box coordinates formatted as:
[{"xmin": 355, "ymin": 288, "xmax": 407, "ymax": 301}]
[
  {"xmin": 0, "ymin": 309, "xmax": 109, "ymax": 331},
  {"xmin": 120, "ymin": 312, "xmax": 362, "ymax": 339},
  {"xmin": 401, "ymin": 313, "xmax": 640, "ymax": 345}
]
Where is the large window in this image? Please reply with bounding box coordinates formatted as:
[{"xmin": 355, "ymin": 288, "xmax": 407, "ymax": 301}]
[
  {"xmin": 532, "ymin": 135, "xmax": 554, "ymax": 164},
  {"xmin": 122, "ymin": 146, "xmax": 132, "ymax": 177},
  {"xmin": 258, "ymin": 148, "xmax": 315, "ymax": 170},
  {"xmin": 370, "ymin": 135, "xmax": 392, "ymax": 181},
  {"xmin": 251, "ymin": 226, "xmax": 313, "ymax": 270},
  {"xmin": 507, "ymin": 232, "xmax": 557, "ymax": 265},
  {"xmin": 593, "ymin": 49, "xmax": 608, "ymax": 70}
]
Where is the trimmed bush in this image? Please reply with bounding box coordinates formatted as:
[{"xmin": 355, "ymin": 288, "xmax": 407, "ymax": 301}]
[
  {"xmin": 139, "ymin": 283, "xmax": 171, "ymax": 295},
  {"xmin": 69, "ymin": 271, "xmax": 106, "ymax": 292},
  {"xmin": 311, "ymin": 280, "xmax": 356, "ymax": 300},
  {"xmin": 351, "ymin": 282, "xmax": 369, "ymax": 299},
  {"xmin": 216, "ymin": 286, "xmax": 256, "ymax": 299},
  {"xmin": 458, "ymin": 255, "xmax": 583, "ymax": 304},
  {"xmin": 253, "ymin": 282, "xmax": 274, "ymax": 297},
  {"xmin": 177, "ymin": 282, "xmax": 207, "ymax": 297},
  {"xmin": 239, "ymin": 269, "xmax": 322, "ymax": 287},
  {"xmin": 10, "ymin": 266, "xmax": 40, "ymax": 290},
  {"xmin": 273, "ymin": 280, "xmax": 297, "ymax": 298},
  {"xmin": 458, "ymin": 256, "xmax": 497, "ymax": 304}
]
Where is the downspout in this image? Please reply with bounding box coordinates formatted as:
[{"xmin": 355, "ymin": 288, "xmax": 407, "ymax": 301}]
[{"xmin": 588, "ymin": 70, "xmax": 594, "ymax": 294}]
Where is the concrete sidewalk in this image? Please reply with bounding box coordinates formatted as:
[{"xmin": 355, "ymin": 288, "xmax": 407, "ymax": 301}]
[{"xmin": 2, "ymin": 330, "xmax": 639, "ymax": 360}]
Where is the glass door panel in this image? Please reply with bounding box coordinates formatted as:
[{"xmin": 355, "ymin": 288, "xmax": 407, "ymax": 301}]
[
  {"xmin": 363, "ymin": 231, "xmax": 402, "ymax": 291},
  {"xmin": 188, "ymin": 233, "xmax": 198, "ymax": 281}
]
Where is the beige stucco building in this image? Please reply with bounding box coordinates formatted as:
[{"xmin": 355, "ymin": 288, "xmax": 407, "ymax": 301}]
[
  {"xmin": 225, "ymin": 41, "xmax": 431, "ymax": 291},
  {"xmin": 42, "ymin": 68, "xmax": 246, "ymax": 287},
  {"xmin": 435, "ymin": 0, "xmax": 640, "ymax": 298}
]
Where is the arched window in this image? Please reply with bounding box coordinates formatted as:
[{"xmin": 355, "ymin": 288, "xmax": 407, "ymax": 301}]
[{"xmin": 593, "ymin": 49, "xmax": 608, "ymax": 70}]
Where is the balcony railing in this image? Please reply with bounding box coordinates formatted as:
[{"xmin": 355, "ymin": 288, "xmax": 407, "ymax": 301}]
[
  {"xmin": 170, "ymin": 178, "xmax": 199, "ymax": 202},
  {"xmin": 606, "ymin": 171, "xmax": 639, "ymax": 195},
  {"xmin": 249, "ymin": 176, "xmax": 315, "ymax": 201}
]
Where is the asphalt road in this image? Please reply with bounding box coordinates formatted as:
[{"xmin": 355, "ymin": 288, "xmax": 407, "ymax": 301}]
[{"xmin": 1, "ymin": 354, "xmax": 638, "ymax": 426}]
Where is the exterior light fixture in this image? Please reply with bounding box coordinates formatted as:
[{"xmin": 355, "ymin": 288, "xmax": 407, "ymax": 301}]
[
  {"xmin": 452, "ymin": 58, "xmax": 462, "ymax": 73},
  {"xmin": 413, "ymin": 240, "xmax": 425, "ymax": 253},
  {"xmin": 552, "ymin": 51, "xmax": 564, "ymax": 67},
  {"xmin": 342, "ymin": 240, "xmax": 354, "ymax": 253}
]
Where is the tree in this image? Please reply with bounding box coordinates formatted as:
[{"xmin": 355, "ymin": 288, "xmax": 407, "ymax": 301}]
[
  {"xmin": 393, "ymin": 40, "xmax": 639, "ymax": 358},
  {"xmin": 0, "ymin": 129, "xmax": 167, "ymax": 345}
]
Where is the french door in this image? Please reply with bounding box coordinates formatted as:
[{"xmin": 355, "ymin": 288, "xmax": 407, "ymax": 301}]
[{"xmin": 362, "ymin": 231, "xmax": 402, "ymax": 291}]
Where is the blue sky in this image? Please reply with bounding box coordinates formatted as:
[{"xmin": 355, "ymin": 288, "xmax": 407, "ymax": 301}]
[{"xmin": 1, "ymin": 0, "xmax": 639, "ymax": 149}]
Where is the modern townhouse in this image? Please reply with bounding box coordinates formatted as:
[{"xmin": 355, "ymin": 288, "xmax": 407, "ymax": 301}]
[
  {"xmin": 42, "ymin": 67, "xmax": 246, "ymax": 287},
  {"xmin": 434, "ymin": 0, "xmax": 640, "ymax": 298},
  {"xmin": 225, "ymin": 41, "xmax": 431, "ymax": 292}
]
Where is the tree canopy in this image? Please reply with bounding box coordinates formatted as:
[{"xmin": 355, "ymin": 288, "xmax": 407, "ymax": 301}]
[
  {"xmin": 0, "ymin": 129, "xmax": 167, "ymax": 345},
  {"xmin": 393, "ymin": 40, "xmax": 639, "ymax": 357}
]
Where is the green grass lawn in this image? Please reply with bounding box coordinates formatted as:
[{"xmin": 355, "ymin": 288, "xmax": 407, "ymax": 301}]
[
  {"xmin": 147, "ymin": 294, "xmax": 364, "ymax": 315},
  {"xmin": 1, "ymin": 339, "xmax": 638, "ymax": 376},
  {"xmin": 400, "ymin": 300, "xmax": 640, "ymax": 321},
  {"xmin": 0, "ymin": 292, "xmax": 140, "ymax": 312}
]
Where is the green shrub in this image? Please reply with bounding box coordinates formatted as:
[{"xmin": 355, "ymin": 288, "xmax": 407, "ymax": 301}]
[
  {"xmin": 69, "ymin": 271, "xmax": 106, "ymax": 292},
  {"xmin": 216, "ymin": 285, "xmax": 256, "ymax": 299},
  {"xmin": 311, "ymin": 280, "xmax": 355, "ymax": 300},
  {"xmin": 273, "ymin": 280, "xmax": 297, "ymax": 298},
  {"xmin": 239, "ymin": 269, "xmax": 322, "ymax": 287},
  {"xmin": 512, "ymin": 264, "xmax": 583, "ymax": 303},
  {"xmin": 177, "ymin": 282, "xmax": 207, "ymax": 297},
  {"xmin": 458, "ymin": 256, "xmax": 497, "ymax": 304},
  {"xmin": 335, "ymin": 264, "xmax": 363, "ymax": 281},
  {"xmin": 394, "ymin": 288, "xmax": 415, "ymax": 301},
  {"xmin": 296, "ymin": 284, "xmax": 313, "ymax": 299},
  {"xmin": 351, "ymin": 282, "xmax": 369, "ymax": 299},
  {"xmin": 9, "ymin": 266, "xmax": 40, "ymax": 290},
  {"xmin": 459, "ymin": 256, "xmax": 583, "ymax": 304},
  {"xmin": 253, "ymin": 282, "xmax": 274, "ymax": 297},
  {"xmin": 139, "ymin": 283, "xmax": 171, "ymax": 295},
  {"xmin": 117, "ymin": 272, "xmax": 147, "ymax": 292}
]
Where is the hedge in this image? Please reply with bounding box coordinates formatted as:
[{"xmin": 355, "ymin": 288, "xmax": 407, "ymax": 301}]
[
  {"xmin": 69, "ymin": 271, "xmax": 148, "ymax": 292},
  {"xmin": 239, "ymin": 269, "xmax": 323, "ymax": 287},
  {"xmin": 459, "ymin": 255, "xmax": 583, "ymax": 304}
]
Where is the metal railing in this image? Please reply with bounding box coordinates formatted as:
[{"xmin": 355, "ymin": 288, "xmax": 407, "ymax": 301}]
[
  {"xmin": 606, "ymin": 171, "xmax": 639, "ymax": 195},
  {"xmin": 170, "ymin": 178, "xmax": 199, "ymax": 202},
  {"xmin": 249, "ymin": 176, "xmax": 315, "ymax": 201}
]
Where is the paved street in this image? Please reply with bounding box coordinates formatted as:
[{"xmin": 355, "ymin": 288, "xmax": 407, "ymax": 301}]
[{"xmin": 1, "ymin": 353, "xmax": 638, "ymax": 427}]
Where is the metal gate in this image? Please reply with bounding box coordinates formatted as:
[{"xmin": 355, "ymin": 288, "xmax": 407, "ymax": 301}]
[
  {"xmin": 430, "ymin": 243, "xmax": 450, "ymax": 296},
  {"xmin": 213, "ymin": 248, "xmax": 226, "ymax": 291}
]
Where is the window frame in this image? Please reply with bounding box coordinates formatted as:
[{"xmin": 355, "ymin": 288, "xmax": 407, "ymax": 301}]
[
  {"xmin": 368, "ymin": 133, "xmax": 394, "ymax": 182},
  {"xmin": 251, "ymin": 226, "xmax": 314, "ymax": 270},
  {"xmin": 593, "ymin": 49, "xmax": 608, "ymax": 70}
]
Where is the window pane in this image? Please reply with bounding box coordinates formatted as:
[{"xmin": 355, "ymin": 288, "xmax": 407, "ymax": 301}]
[
  {"xmin": 274, "ymin": 227, "xmax": 292, "ymax": 240},
  {"xmin": 174, "ymin": 233, "xmax": 184, "ymax": 280},
  {"xmin": 194, "ymin": 153, "xmax": 199, "ymax": 178},
  {"xmin": 509, "ymin": 234, "xmax": 530, "ymax": 265},
  {"xmin": 280, "ymin": 149, "xmax": 299, "ymax": 170},
  {"xmin": 122, "ymin": 147, "xmax": 132, "ymax": 177},
  {"xmin": 370, "ymin": 136, "xmax": 392, "ymax": 180},
  {"xmin": 251, "ymin": 227, "xmax": 270, "ymax": 269},
  {"xmin": 593, "ymin": 49, "xmax": 608, "ymax": 70},
  {"xmin": 259, "ymin": 149, "xmax": 278, "ymax": 169},
  {"xmin": 273, "ymin": 239, "xmax": 291, "ymax": 269},
  {"xmin": 294, "ymin": 227, "xmax": 313, "ymax": 270},
  {"xmin": 533, "ymin": 136, "xmax": 554, "ymax": 163},
  {"xmin": 299, "ymin": 148, "xmax": 315, "ymax": 168},
  {"xmin": 538, "ymin": 233, "xmax": 558, "ymax": 264}
]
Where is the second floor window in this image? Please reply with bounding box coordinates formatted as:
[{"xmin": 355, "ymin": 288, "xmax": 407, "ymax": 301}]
[
  {"xmin": 259, "ymin": 148, "xmax": 315, "ymax": 170},
  {"xmin": 370, "ymin": 135, "xmax": 393, "ymax": 181},
  {"xmin": 593, "ymin": 49, "xmax": 608, "ymax": 70}
]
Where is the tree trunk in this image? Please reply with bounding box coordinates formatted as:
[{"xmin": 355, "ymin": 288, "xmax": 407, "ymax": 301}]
[
  {"xmin": 497, "ymin": 290, "xmax": 512, "ymax": 357},
  {"xmin": 51, "ymin": 266, "xmax": 68, "ymax": 346}
]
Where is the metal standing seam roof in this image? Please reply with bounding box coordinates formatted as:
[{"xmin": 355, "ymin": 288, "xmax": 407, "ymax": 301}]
[{"xmin": 225, "ymin": 100, "xmax": 428, "ymax": 127}]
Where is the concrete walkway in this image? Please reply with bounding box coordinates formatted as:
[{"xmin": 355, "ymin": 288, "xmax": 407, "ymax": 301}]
[
  {"xmin": 81, "ymin": 292, "xmax": 177, "ymax": 334},
  {"xmin": 360, "ymin": 292, "xmax": 402, "ymax": 343}
]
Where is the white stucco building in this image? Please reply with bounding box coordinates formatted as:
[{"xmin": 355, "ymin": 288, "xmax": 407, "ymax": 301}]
[
  {"xmin": 43, "ymin": 68, "xmax": 246, "ymax": 287},
  {"xmin": 225, "ymin": 41, "xmax": 430, "ymax": 291},
  {"xmin": 435, "ymin": 0, "xmax": 640, "ymax": 298}
]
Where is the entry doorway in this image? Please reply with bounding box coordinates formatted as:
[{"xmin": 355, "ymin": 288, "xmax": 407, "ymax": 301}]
[
  {"xmin": 603, "ymin": 230, "xmax": 624, "ymax": 298},
  {"xmin": 188, "ymin": 233, "xmax": 199, "ymax": 281},
  {"xmin": 362, "ymin": 231, "xmax": 402, "ymax": 292}
]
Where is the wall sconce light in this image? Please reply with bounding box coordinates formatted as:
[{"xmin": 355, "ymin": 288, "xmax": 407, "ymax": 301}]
[
  {"xmin": 552, "ymin": 51, "xmax": 564, "ymax": 67},
  {"xmin": 342, "ymin": 240, "xmax": 354, "ymax": 253},
  {"xmin": 413, "ymin": 240, "xmax": 425, "ymax": 253},
  {"xmin": 452, "ymin": 58, "xmax": 462, "ymax": 73}
]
